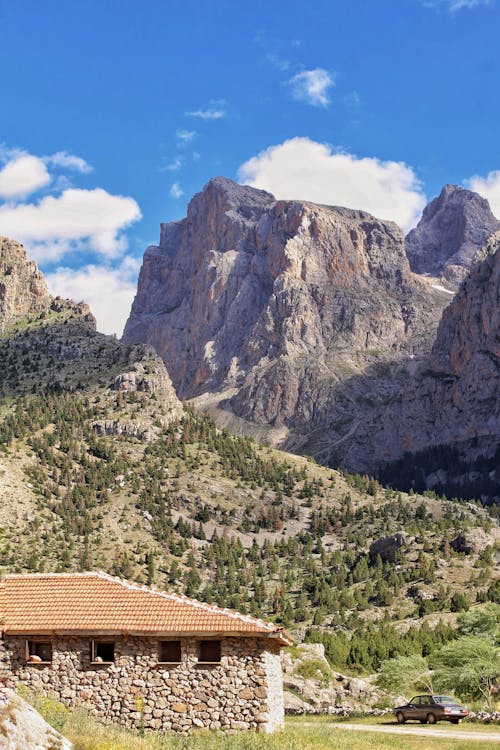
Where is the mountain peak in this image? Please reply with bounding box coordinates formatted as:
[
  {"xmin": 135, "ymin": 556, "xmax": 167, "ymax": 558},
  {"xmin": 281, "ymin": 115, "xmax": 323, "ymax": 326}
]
[
  {"xmin": 405, "ymin": 184, "xmax": 500, "ymax": 288},
  {"xmin": 185, "ymin": 177, "xmax": 276, "ymax": 223},
  {"xmin": 0, "ymin": 237, "xmax": 52, "ymax": 332}
]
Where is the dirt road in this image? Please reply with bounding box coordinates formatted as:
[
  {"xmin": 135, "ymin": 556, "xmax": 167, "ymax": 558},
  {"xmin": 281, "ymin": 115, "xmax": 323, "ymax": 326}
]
[{"xmin": 328, "ymin": 722, "xmax": 500, "ymax": 742}]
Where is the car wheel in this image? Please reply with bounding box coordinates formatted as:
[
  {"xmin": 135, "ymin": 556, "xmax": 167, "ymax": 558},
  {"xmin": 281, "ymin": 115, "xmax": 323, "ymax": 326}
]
[
  {"xmin": 427, "ymin": 713, "xmax": 437, "ymax": 724},
  {"xmin": 396, "ymin": 712, "xmax": 405, "ymax": 724}
]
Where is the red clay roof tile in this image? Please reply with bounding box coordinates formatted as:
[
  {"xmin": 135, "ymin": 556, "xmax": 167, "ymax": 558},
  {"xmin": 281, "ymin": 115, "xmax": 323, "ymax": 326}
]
[{"xmin": 0, "ymin": 572, "xmax": 292, "ymax": 645}]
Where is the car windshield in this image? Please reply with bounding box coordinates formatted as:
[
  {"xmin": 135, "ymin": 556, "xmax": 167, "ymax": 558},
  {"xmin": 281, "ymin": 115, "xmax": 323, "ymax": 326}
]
[{"xmin": 433, "ymin": 695, "xmax": 459, "ymax": 705}]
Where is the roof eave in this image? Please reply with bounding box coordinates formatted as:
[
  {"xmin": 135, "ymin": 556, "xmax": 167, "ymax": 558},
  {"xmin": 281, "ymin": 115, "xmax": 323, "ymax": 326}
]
[{"xmin": 2, "ymin": 627, "xmax": 288, "ymax": 641}]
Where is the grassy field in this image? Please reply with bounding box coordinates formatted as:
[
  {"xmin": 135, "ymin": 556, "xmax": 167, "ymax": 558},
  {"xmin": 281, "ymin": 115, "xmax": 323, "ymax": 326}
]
[{"xmin": 32, "ymin": 696, "xmax": 500, "ymax": 750}]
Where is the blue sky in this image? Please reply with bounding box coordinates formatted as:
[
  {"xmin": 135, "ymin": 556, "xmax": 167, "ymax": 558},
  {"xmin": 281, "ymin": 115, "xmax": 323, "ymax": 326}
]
[{"xmin": 0, "ymin": 0, "xmax": 499, "ymax": 333}]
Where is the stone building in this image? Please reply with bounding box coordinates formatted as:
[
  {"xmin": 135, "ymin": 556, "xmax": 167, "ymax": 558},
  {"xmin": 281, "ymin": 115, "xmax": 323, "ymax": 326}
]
[{"xmin": 0, "ymin": 572, "xmax": 291, "ymax": 733}]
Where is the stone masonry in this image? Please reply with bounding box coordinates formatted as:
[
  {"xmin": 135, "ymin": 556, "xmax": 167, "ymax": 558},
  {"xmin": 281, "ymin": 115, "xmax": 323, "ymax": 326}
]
[{"xmin": 4, "ymin": 634, "xmax": 284, "ymax": 733}]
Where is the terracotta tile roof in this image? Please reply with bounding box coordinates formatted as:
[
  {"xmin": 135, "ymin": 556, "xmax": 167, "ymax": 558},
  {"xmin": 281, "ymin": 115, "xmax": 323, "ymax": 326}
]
[{"xmin": 0, "ymin": 572, "xmax": 292, "ymax": 645}]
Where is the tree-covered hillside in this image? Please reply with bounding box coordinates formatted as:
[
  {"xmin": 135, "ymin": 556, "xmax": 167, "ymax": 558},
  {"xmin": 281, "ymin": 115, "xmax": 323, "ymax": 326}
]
[{"xmin": 0, "ymin": 303, "xmax": 498, "ymax": 676}]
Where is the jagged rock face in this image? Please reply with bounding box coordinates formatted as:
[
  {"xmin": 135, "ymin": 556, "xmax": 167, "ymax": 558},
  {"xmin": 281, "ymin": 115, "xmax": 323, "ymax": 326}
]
[
  {"xmin": 430, "ymin": 232, "xmax": 500, "ymax": 377},
  {"xmin": 405, "ymin": 184, "xmax": 500, "ymax": 289},
  {"xmin": 124, "ymin": 177, "xmax": 446, "ymax": 430},
  {"xmin": 341, "ymin": 234, "xmax": 500, "ymax": 495},
  {"xmin": 0, "ymin": 237, "xmax": 52, "ymax": 331}
]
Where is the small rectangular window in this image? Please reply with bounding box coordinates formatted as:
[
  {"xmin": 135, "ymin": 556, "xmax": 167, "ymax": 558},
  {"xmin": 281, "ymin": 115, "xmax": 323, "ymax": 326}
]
[
  {"xmin": 27, "ymin": 640, "xmax": 52, "ymax": 663},
  {"xmin": 159, "ymin": 640, "xmax": 181, "ymax": 663},
  {"xmin": 91, "ymin": 641, "xmax": 115, "ymax": 663},
  {"xmin": 198, "ymin": 640, "xmax": 221, "ymax": 663}
]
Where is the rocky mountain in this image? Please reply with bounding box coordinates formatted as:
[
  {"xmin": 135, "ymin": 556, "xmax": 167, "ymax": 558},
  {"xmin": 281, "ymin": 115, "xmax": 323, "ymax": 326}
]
[
  {"xmin": 405, "ymin": 184, "xmax": 500, "ymax": 290},
  {"xmin": 0, "ymin": 236, "xmax": 182, "ymax": 413},
  {"xmin": 123, "ymin": 177, "xmax": 448, "ymax": 445},
  {"xmin": 0, "ymin": 237, "xmax": 52, "ymax": 332}
]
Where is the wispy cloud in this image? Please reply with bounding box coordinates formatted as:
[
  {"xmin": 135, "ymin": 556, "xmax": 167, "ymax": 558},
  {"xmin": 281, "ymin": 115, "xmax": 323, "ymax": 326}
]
[
  {"xmin": 266, "ymin": 53, "xmax": 292, "ymax": 72},
  {"xmin": 170, "ymin": 181, "xmax": 184, "ymax": 198},
  {"xmin": 161, "ymin": 156, "xmax": 183, "ymax": 172},
  {"xmin": 420, "ymin": 0, "xmax": 492, "ymax": 12},
  {"xmin": 288, "ymin": 68, "xmax": 335, "ymax": 108},
  {"xmin": 45, "ymin": 151, "xmax": 92, "ymax": 173},
  {"xmin": 185, "ymin": 99, "xmax": 228, "ymax": 120},
  {"xmin": 176, "ymin": 129, "xmax": 196, "ymax": 144}
]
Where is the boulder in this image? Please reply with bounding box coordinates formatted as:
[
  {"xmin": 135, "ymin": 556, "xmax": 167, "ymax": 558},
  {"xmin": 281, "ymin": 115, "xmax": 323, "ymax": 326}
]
[
  {"xmin": 369, "ymin": 533, "xmax": 409, "ymax": 562},
  {"xmin": 0, "ymin": 688, "xmax": 72, "ymax": 749}
]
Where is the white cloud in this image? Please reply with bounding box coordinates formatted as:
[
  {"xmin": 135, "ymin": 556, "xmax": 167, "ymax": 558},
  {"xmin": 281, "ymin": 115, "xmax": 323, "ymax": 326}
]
[
  {"xmin": 170, "ymin": 182, "xmax": 184, "ymax": 199},
  {"xmin": 238, "ymin": 137, "xmax": 426, "ymax": 231},
  {"xmin": 421, "ymin": 0, "xmax": 491, "ymax": 11},
  {"xmin": 0, "ymin": 187, "xmax": 141, "ymax": 261},
  {"xmin": 162, "ymin": 156, "xmax": 183, "ymax": 172},
  {"xmin": 289, "ymin": 68, "xmax": 335, "ymax": 108},
  {"xmin": 46, "ymin": 256, "xmax": 140, "ymax": 336},
  {"xmin": 0, "ymin": 155, "xmax": 51, "ymax": 199},
  {"xmin": 176, "ymin": 129, "xmax": 196, "ymax": 144},
  {"xmin": 467, "ymin": 170, "xmax": 500, "ymax": 218},
  {"xmin": 185, "ymin": 99, "xmax": 228, "ymax": 119},
  {"xmin": 45, "ymin": 151, "xmax": 92, "ymax": 173}
]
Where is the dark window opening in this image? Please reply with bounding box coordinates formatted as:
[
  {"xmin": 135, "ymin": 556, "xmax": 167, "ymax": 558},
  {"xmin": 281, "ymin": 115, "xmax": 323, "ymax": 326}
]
[
  {"xmin": 159, "ymin": 640, "xmax": 181, "ymax": 663},
  {"xmin": 92, "ymin": 641, "xmax": 115, "ymax": 663},
  {"xmin": 198, "ymin": 640, "xmax": 221, "ymax": 663},
  {"xmin": 27, "ymin": 640, "xmax": 52, "ymax": 663}
]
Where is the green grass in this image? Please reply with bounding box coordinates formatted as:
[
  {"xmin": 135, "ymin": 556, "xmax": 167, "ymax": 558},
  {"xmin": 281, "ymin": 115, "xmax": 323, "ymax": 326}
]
[
  {"xmin": 293, "ymin": 658, "xmax": 332, "ymax": 686},
  {"xmin": 29, "ymin": 695, "xmax": 499, "ymax": 750}
]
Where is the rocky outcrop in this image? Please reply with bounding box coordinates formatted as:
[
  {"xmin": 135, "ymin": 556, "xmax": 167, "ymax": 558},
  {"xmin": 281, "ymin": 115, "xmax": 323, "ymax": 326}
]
[
  {"xmin": 450, "ymin": 529, "xmax": 492, "ymax": 555},
  {"xmin": 0, "ymin": 237, "xmax": 52, "ymax": 331},
  {"xmin": 405, "ymin": 185, "xmax": 500, "ymax": 290},
  {"xmin": 281, "ymin": 644, "xmax": 381, "ymax": 712},
  {"xmin": 369, "ymin": 533, "xmax": 410, "ymax": 562},
  {"xmin": 0, "ymin": 688, "xmax": 72, "ymax": 749},
  {"xmin": 124, "ymin": 177, "xmax": 446, "ymax": 438},
  {"xmin": 92, "ymin": 419, "xmax": 154, "ymax": 441}
]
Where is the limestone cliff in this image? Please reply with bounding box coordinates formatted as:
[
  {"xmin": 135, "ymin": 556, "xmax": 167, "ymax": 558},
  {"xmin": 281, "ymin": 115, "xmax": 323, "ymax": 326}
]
[
  {"xmin": 405, "ymin": 184, "xmax": 500, "ymax": 290},
  {"xmin": 124, "ymin": 177, "xmax": 447, "ymax": 436}
]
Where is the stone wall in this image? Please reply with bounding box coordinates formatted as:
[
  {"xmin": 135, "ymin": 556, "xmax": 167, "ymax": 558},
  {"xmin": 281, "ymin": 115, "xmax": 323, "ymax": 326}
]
[
  {"xmin": 4, "ymin": 634, "xmax": 284, "ymax": 733},
  {"xmin": 262, "ymin": 648, "xmax": 285, "ymax": 732}
]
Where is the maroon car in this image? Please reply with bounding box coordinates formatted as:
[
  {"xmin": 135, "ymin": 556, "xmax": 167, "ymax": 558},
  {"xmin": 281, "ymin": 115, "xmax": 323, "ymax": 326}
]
[{"xmin": 394, "ymin": 694, "xmax": 469, "ymax": 724}]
